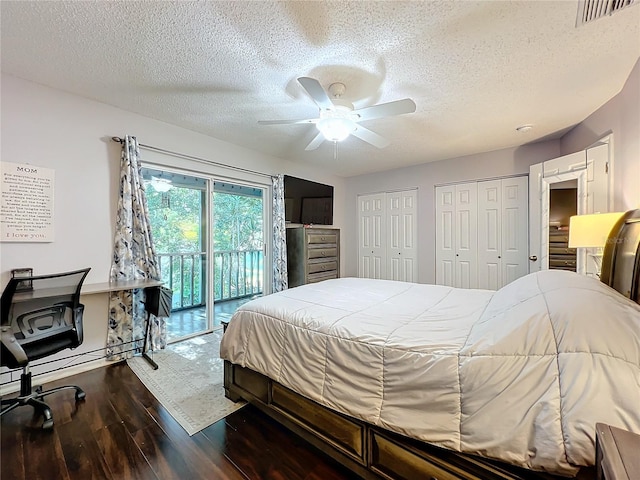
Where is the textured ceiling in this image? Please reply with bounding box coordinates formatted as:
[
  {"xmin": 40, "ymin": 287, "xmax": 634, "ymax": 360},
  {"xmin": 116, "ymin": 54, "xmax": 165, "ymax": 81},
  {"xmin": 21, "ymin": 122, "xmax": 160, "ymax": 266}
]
[{"xmin": 2, "ymin": 1, "xmax": 639, "ymax": 177}]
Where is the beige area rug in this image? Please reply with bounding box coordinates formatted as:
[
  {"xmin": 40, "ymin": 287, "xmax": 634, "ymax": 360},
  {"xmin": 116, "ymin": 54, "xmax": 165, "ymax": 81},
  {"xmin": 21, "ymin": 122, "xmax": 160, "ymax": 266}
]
[{"xmin": 127, "ymin": 329, "xmax": 245, "ymax": 435}]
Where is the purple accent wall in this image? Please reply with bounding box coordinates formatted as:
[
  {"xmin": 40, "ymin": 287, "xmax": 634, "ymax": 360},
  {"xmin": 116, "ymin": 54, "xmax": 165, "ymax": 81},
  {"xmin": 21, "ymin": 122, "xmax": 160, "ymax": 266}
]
[{"xmin": 561, "ymin": 58, "xmax": 640, "ymax": 210}]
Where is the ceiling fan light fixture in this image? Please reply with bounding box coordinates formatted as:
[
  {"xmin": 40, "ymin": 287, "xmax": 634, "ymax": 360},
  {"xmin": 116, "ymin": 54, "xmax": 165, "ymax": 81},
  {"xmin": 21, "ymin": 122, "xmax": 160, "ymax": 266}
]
[
  {"xmin": 317, "ymin": 117, "xmax": 356, "ymax": 142},
  {"xmin": 317, "ymin": 105, "xmax": 356, "ymax": 142}
]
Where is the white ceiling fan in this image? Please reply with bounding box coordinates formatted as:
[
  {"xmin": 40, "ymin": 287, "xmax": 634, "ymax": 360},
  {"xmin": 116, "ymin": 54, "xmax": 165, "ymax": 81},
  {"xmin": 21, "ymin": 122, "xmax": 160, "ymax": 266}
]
[{"xmin": 259, "ymin": 77, "xmax": 416, "ymax": 151}]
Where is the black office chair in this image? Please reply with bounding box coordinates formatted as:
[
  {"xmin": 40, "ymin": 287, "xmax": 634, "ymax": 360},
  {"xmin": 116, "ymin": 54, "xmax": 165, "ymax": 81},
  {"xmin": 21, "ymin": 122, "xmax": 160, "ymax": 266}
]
[{"xmin": 1, "ymin": 267, "xmax": 90, "ymax": 429}]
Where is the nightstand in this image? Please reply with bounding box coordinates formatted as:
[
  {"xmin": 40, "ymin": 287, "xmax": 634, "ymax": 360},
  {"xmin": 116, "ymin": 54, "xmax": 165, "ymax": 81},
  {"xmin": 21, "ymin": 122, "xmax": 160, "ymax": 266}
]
[{"xmin": 595, "ymin": 423, "xmax": 640, "ymax": 479}]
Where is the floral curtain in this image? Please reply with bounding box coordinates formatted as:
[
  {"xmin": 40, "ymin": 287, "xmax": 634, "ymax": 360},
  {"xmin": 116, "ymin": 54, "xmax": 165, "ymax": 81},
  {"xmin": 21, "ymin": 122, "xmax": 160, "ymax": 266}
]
[
  {"xmin": 272, "ymin": 174, "xmax": 288, "ymax": 292},
  {"xmin": 107, "ymin": 135, "xmax": 164, "ymax": 360}
]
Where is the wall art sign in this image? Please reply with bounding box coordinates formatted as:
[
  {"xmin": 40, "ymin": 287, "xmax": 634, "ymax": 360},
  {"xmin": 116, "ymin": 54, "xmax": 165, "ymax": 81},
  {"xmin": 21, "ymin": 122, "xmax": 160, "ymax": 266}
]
[{"xmin": 1, "ymin": 161, "xmax": 55, "ymax": 242}]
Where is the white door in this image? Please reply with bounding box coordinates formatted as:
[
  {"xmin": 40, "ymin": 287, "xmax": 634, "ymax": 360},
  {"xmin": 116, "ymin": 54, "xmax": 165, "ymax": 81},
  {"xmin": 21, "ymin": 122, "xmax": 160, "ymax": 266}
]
[
  {"xmin": 358, "ymin": 193, "xmax": 386, "ymax": 279},
  {"xmin": 455, "ymin": 183, "xmax": 478, "ymax": 288},
  {"xmin": 435, "ymin": 185, "xmax": 456, "ymax": 286},
  {"xmin": 477, "ymin": 180, "xmax": 502, "ymax": 290},
  {"xmin": 387, "ymin": 189, "xmax": 417, "ymax": 282},
  {"xmin": 500, "ymin": 177, "xmax": 529, "ymax": 285},
  {"xmin": 477, "ymin": 177, "xmax": 528, "ymax": 289}
]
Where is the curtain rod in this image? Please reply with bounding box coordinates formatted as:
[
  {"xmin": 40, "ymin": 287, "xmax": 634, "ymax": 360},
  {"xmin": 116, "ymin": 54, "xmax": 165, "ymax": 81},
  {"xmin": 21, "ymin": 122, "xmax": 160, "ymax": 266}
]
[{"xmin": 111, "ymin": 137, "xmax": 272, "ymax": 179}]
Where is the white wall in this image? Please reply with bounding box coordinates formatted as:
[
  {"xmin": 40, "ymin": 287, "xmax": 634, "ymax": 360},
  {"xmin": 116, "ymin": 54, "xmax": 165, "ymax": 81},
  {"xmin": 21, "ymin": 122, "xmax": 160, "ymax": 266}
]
[
  {"xmin": 560, "ymin": 58, "xmax": 640, "ymax": 210},
  {"xmin": 0, "ymin": 74, "xmax": 345, "ymax": 387},
  {"xmin": 344, "ymin": 141, "xmax": 562, "ymax": 283}
]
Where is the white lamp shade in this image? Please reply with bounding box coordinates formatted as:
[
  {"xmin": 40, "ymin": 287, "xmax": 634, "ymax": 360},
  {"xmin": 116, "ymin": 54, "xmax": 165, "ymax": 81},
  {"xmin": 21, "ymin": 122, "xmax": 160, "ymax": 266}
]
[{"xmin": 568, "ymin": 212, "xmax": 624, "ymax": 248}]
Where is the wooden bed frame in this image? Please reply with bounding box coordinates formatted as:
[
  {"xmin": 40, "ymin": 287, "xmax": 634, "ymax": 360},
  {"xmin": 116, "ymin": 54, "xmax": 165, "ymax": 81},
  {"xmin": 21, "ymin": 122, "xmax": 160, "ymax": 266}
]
[{"xmin": 223, "ymin": 209, "xmax": 640, "ymax": 480}]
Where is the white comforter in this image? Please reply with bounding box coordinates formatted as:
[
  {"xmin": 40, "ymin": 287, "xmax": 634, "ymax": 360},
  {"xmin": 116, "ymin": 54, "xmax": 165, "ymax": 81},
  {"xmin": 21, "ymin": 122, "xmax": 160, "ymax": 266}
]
[{"xmin": 220, "ymin": 270, "xmax": 640, "ymax": 475}]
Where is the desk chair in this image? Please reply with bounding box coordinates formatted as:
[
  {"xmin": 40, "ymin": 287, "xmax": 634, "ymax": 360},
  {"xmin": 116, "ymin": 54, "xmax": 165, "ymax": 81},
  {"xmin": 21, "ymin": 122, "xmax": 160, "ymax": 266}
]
[{"xmin": 1, "ymin": 268, "xmax": 90, "ymax": 429}]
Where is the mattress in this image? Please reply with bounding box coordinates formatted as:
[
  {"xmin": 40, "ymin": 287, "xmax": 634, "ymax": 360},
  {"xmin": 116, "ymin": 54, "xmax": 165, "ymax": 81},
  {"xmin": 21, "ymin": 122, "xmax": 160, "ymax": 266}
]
[{"xmin": 220, "ymin": 270, "xmax": 640, "ymax": 475}]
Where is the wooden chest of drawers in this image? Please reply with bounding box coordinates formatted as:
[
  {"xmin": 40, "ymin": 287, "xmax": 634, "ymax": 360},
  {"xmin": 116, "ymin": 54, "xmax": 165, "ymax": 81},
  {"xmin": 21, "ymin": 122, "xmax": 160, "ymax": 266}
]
[
  {"xmin": 549, "ymin": 229, "xmax": 576, "ymax": 271},
  {"xmin": 286, "ymin": 227, "xmax": 340, "ymax": 288}
]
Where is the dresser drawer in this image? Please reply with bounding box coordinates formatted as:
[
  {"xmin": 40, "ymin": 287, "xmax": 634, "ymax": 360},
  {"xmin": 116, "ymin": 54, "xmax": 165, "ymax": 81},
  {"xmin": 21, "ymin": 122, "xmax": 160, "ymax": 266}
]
[
  {"xmin": 549, "ymin": 246, "xmax": 575, "ymax": 255},
  {"xmin": 550, "ymin": 257, "xmax": 576, "ymax": 267},
  {"xmin": 308, "ymin": 271, "xmax": 338, "ymax": 283},
  {"xmin": 307, "ymin": 233, "xmax": 338, "ymax": 245},
  {"xmin": 549, "ymin": 233, "xmax": 569, "ymax": 243},
  {"xmin": 308, "ymin": 261, "xmax": 337, "ymax": 274},
  {"xmin": 308, "ymin": 247, "xmax": 338, "ymax": 259}
]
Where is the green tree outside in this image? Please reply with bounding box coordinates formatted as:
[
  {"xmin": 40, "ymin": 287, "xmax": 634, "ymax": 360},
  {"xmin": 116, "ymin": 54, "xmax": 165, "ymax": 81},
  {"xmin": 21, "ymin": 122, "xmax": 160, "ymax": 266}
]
[{"xmin": 145, "ymin": 182, "xmax": 263, "ymax": 307}]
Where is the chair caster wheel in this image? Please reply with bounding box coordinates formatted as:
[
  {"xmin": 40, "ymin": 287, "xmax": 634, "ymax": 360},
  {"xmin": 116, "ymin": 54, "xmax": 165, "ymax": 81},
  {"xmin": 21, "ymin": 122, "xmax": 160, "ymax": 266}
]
[
  {"xmin": 42, "ymin": 418, "xmax": 54, "ymax": 429},
  {"xmin": 76, "ymin": 390, "xmax": 86, "ymax": 401}
]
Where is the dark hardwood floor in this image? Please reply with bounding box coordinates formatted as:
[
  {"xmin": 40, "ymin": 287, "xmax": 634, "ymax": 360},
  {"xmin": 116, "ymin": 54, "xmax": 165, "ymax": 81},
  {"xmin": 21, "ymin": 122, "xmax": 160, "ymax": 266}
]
[{"xmin": 0, "ymin": 363, "xmax": 354, "ymax": 480}]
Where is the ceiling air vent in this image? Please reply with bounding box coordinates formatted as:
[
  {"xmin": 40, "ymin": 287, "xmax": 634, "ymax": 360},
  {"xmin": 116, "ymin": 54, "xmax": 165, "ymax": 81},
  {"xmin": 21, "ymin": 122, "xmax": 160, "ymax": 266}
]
[{"xmin": 577, "ymin": 0, "xmax": 636, "ymax": 25}]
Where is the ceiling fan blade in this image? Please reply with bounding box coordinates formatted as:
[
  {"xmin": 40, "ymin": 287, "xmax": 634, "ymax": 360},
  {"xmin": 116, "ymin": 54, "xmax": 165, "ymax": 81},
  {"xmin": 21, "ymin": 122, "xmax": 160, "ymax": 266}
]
[
  {"xmin": 351, "ymin": 125, "xmax": 390, "ymax": 149},
  {"xmin": 258, "ymin": 118, "xmax": 318, "ymax": 125},
  {"xmin": 298, "ymin": 77, "xmax": 335, "ymax": 112},
  {"xmin": 304, "ymin": 131, "xmax": 325, "ymax": 151},
  {"xmin": 353, "ymin": 98, "xmax": 416, "ymax": 122}
]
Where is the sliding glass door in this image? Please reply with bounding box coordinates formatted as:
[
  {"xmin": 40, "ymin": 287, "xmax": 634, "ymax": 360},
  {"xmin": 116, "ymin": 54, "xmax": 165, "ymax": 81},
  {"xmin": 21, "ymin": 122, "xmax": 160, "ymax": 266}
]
[
  {"xmin": 142, "ymin": 167, "xmax": 267, "ymax": 343},
  {"xmin": 212, "ymin": 181, "xmax": 265, "ymax": 326}
]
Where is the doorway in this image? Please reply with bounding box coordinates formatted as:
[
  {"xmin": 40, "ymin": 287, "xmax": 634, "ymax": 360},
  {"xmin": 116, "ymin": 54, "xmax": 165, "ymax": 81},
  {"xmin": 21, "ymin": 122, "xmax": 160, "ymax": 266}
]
[
  {"xmin": 548, "ymin": 181, "xmax": 578, "ymax": 272},
  {"xmin": 142, "ymin": 167, "xmax": 266, "ymax": 343},
  {"xmin": 528, "ymin": 137, "xmax": 612, "ymax": 276}
]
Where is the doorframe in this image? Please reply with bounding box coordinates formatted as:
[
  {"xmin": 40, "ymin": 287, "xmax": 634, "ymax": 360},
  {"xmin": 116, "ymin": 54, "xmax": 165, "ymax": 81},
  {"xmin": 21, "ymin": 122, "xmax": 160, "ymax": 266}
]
[
  {"xmin": 540, "ymin": 168, "xmax": 587, "ymax": 273},
  {"xmin": 529, "ymin": 134, "xmax": 614, "ymax": 276}
]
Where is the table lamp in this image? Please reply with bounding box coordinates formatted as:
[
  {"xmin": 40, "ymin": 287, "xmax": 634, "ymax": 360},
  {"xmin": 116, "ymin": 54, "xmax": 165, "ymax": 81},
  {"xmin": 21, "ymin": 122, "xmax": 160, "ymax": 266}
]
[{"xmin": 568, "ymin": 212, "xmax": 624, "ymax": 275}]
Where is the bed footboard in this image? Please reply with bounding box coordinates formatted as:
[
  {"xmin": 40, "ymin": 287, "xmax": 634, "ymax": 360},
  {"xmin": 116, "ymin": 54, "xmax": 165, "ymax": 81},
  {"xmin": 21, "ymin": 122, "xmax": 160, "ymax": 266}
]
[{"xmin": 224, "ymin": 360, "xmax": 584, "ymax": 480}]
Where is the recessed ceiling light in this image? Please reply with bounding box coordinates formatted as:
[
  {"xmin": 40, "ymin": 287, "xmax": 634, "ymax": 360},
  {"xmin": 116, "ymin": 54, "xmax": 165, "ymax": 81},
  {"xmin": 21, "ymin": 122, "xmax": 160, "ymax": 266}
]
[{"xmin": 516, "ymin": 124, "xmax": 534, "ymax": 133}]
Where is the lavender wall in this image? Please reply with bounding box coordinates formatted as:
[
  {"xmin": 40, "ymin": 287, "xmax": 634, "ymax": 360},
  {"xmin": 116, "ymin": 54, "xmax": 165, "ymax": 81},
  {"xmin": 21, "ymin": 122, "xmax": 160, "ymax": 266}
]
[
  {"xmin": 561, "ymin": 58, "xmax": 640, "ymax": 210},
  {"xmin": 344, "ymin": 140, "xmax": 562, "ymax": 282},
  {"xmin": 344, "ymin": 59, "xmax": 639, "ymax": 283}
]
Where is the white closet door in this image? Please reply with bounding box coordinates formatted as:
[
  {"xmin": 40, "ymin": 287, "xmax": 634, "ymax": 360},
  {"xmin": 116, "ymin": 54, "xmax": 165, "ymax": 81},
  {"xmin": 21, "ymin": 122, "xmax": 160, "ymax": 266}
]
[
  {"xmin": 455, "ymin": 183, "xmax": 478, "ymax": 288},
  {"xmin": 435, "ymin": 185, "xmax": 456, "ymax": 286},
  {"xmin": 387, "ymin": 189, "xmax": 417, "ymax": 282},
  {"xmin": 500, "ymin": 176, "xmax": 529, "ymax": 286},
  {"xmin": 358, "ymin": 193, "xmax": 386, "ymax": 279},
  {"xmin": 477, "ymin": 180, "xmax": 502, "ymax": 290}
]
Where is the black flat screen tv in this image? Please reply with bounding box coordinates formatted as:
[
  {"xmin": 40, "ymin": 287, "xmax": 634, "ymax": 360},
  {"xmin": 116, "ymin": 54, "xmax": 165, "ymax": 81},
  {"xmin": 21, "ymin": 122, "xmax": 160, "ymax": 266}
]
[{"xmin": 284, "ymin": 175, "xmax": 334, "ymax": 225}]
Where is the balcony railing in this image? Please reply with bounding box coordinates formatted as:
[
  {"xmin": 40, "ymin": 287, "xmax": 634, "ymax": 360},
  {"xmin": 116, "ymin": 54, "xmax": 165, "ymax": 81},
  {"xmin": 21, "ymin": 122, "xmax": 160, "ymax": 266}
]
[{"xmin": 157, "ymin": 249, "xmax": 263, "ymax": 310}]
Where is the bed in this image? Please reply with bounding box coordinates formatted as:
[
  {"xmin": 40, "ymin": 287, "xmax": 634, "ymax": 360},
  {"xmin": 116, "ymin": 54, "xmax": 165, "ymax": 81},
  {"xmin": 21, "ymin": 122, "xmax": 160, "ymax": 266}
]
[{"xmin": 220, "ymin": 209, "xmax": 640, "ymax": 480}]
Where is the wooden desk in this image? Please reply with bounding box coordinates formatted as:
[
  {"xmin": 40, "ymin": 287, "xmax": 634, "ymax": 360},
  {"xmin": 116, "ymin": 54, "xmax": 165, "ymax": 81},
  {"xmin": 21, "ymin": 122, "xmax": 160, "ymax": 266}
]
[
  {"xmin": 10, "ymin": 279, "xmax": 162, "ymax": 303},
  {"xmin": 82, "ymin": 279, "xmax": 163, "ymax": 295},
  {"xmin": 595, "ymin": 423, "xmax": 640, "ymax": 480}
]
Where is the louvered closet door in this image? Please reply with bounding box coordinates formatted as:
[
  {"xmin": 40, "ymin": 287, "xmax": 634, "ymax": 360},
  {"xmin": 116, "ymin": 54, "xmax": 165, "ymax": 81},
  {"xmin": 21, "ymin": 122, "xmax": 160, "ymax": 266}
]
[
  {"xmin": 435, "ymin": 186, "xmax": 456, "ymax": 286},
  {"xmin": 387, "ymin": 190, "xmax": 417, "ymax": 282},
  {"xmin": 358, "ymin": 193, "xmax": 386, "ymax": 279}
]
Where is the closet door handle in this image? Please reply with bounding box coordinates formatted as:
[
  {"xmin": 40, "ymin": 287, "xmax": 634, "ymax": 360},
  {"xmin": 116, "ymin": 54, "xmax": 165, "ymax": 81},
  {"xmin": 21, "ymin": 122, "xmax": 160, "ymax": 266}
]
[{"xmin": 529, "ymin": 255, "xmax": 538, "ymax": 261}]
